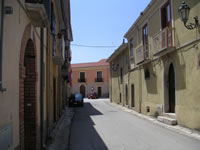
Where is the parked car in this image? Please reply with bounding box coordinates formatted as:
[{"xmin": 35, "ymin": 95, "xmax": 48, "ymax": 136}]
[
  {"xmin": 88, "ymin": 91, "xmax": 97, "ymax": 99},
  {"xmin": 69, "ymin": 93, "xmax": 84, "ymax": 107}
]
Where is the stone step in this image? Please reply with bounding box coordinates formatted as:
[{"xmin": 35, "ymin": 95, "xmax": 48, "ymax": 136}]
[
  {"xmin": 163, "ymin": 113, "xmax": 176, "ymax": 119},
  {"xmin": 157, "ymin": 116, "xmax": 177, "ymax": 126}
]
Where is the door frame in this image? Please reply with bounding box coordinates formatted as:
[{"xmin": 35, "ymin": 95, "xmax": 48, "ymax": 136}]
[{"xmin": 163, "ymin": 60, "xmax": 176, "ymax": 113}]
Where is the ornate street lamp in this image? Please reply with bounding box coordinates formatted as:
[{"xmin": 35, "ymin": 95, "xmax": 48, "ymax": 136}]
[{"xmin": 178, "ymin": 1, "xmax": 199, "ymax": 30}]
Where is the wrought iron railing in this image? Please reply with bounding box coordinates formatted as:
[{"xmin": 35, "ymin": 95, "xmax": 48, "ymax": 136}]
[
  {"xmin": 78, "ymin": 78, "xmax": 86, "ymax": 83},
  {"xmin": 135, "ymin": 45, "xmax": 144, "ymax": 64},
  {"xmin": 25, "ymin": 0, "xmax": 43, "ymax": 3},
  {"xmin": 152, "ymin": 27, "xmax": 175, "ymax": 55},
  {"xmin": 95, "ymin": 78, "xmax": 104, "ymax": 82}
]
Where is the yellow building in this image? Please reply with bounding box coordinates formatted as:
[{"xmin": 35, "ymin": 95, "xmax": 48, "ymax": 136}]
[
  {"xmin": 0, "ymin": 0, "xmax": 72, "ymax": 149},
  {"xmin": 107, "ymin": 43, "xmax": 130, "ymax": 106},
  {"xmin": 109, "ymin": 0, "xmax": 200, "ymax": 130}
]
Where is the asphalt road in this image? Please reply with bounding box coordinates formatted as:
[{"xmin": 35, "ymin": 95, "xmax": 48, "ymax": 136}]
[{"xmin": 69, "ymin": 99, "xmax": 200, "ymax": 150}]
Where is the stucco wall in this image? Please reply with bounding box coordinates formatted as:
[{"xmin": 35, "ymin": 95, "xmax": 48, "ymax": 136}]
[
  {"xmin": 0, "ymin": 0, "xmax": 41, "ymax": 149},
  {"xmin": 72, "ymin": 65, "xmax": 110, "ymax": 98},
  {"xmin": 115, "ymin": 0, "xmax": 200, "ymax": 130}
]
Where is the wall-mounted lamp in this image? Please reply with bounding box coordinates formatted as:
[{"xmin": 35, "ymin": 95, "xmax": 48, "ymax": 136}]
[
  {"xmin": 111, "ymin": 63, "xmax": 119, "ymax": 71},
  {"xmin": 178, "ymin": 1, "xmax": 199, "ymax": 31}
]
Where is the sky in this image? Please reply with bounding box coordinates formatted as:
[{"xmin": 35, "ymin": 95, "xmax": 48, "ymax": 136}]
[{"xmin": 70, "ymin": 0, "xmax": 151, "ymax": 64}]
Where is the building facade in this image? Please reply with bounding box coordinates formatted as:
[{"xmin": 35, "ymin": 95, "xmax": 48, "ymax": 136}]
[
  {"xmin": 108, "ymin": 0, "xmax": 200, "ymax": 130},
  {"xmin": 0, "ymin": 0, "xmax": 73, "ymax": 150},
  {"xmin": 72, "ymin": 59, "xmax": 109, "ymax": 98},
  {"xmin": 107, "ymin": 44, "xmax": 130, "ymax": 106}
]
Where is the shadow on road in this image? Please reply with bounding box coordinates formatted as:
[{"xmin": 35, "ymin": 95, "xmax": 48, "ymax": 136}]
[{"xmin": 69, "ymin": 102, "xmax": 108, "ymax": 150}]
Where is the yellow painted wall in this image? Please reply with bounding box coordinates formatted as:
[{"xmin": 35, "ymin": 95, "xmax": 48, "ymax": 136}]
[{"xmin": 123, "ymin": 0, "xmax": 200, "ymax": 130}]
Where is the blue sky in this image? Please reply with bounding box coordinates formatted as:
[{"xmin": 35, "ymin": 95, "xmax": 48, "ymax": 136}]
[{"xmin": 71, "ymin": 0, "xmax": 151, "ymax": 64}]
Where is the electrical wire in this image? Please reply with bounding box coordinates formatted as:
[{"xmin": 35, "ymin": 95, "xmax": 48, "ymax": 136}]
[{"xmin": 71, "ymin": 43, "xmax": 119, "ymax": 48}]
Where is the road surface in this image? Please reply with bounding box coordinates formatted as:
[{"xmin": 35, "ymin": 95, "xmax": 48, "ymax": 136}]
[{"xmin": 69, "ymin": 99, "xmax": 200, "ymax": 150}]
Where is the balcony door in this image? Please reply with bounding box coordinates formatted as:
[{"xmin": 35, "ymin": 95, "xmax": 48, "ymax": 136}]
[
  {"xmin": 80, "ymin": 72, "xmax": 85, "ymax": 82},
  {"xmin": 161, "ymin": 2, "xmax": 171, "ymax": 29},
  {"xmin": 97, "ymin": 71, "xmax": 102, "ymax": 82},
  {"xmin": 142, "ymin": 24, "xmax": 149, "ymax": 59}
]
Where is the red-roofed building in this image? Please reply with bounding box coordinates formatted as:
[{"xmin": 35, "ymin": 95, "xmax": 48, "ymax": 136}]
[{"xmin": 71, "ymin": 59, "xmax": 110, "ymax": 98}]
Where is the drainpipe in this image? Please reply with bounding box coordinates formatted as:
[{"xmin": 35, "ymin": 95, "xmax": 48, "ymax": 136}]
[
  {"xmin": 40, "ymin": 28, "xmax": 44, "ymax": 149},
  {"xmin": 110, "ymin": 64, "xmax": 112, "ymax": 102},
  {"xmin": 0, "ymin": 0, "xmax": 6, "ymax": 92},
  {"xmin": 138, "ymin": 67, "xmax": 142, "ymax": 113}
]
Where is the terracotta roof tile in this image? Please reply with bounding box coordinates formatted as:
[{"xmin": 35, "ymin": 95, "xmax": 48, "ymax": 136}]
[{"xmin": 72, "ymin": 59, "xmax": 109, "ymax": 68}]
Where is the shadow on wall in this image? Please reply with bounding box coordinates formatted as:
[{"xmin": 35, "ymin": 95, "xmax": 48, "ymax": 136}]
[
  {"xmin": 70, "ymin": 102, "xmax": 108, "ymax": 150},
  {"xmin": 173, "ymin": 53, "xmax": 186, "ymax": 90},
  {"xmin": 144, "ymin": 63, "xmax": 158, "ymax": 94}
]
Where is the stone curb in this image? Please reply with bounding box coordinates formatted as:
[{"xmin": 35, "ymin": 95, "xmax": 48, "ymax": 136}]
[
  {"xmin": 108, "ymin": 101, "xmax": 200, "ymax": 141},
  {"xmin": 47, "ymin": 107, "xmax": 74, "ymax": 150}
]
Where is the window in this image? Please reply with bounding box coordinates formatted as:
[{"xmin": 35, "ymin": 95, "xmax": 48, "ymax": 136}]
[
  {"xmin": 96, "ymin": 71, "xmax": 103, "ymax": 82},
  {"xmin": 142, "ymin": 24, "xmax": 149, "ymax": 59},
  {"xmin": 161, "ymin": 2, "xmax": 171, "ymax": 29},
  {"xmin": 120, "ymin": 67, "xmax": 123, "ymax": 84},
  {"xmin": 80, "ymin": 72, "xmax": 85, "ymax": 80},
  {"xmin": 129, "ymin": 39, "xmax": 134, "ymax": 57},
  {"xmin": 97, "ymin": 71, "xmax": 102, "ymax": 79}
]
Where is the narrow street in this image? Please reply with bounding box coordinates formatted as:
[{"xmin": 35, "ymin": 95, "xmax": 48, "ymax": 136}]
[{"xmin": 69, "ymin": 99, "xmax": 200, "ymax": 150}]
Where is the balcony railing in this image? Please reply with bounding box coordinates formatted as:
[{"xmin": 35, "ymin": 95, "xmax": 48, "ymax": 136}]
[
  {"xmin": 135, "ymin": 45, "xmax": 144, "ymax": 64},
  {"xmin": 53, "ymin": 55, "xmax": 64, "ymax": 65},
  {"xmin": 135, "ymin": 45, "xmax": 150, "ymax": 64},
  {"xmin": 152, "ymin": 27, "xmax": 175, "ymax": 56},
  {"xmin": 95, "ymin": 78, "xmax": 104, "ymax": 82},
  {"xmin": 25, "ymin": 0, "xmax": 50, "ymax": 27},
  {"xmin": 26, "ymin": 0, "xmax": 43, "ymax": 3},
  {"xmin": 78, "ymin": 78, "xmax": 86, "ymax": 83}
]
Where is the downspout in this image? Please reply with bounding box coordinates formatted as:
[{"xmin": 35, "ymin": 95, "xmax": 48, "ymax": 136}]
[
  {"xmin": 110, "ymin": 64, "xmax": 112, "ymax": 102},
  {"xmin": 138, "ymin": 66, "xmax": 142, "ymax": 113},
  {"xmin": 0, "ymin": 0, "xmax": 6, "ymax": 92},
  {"xmin": 47, "ymin": 16, "xmax": 51, "ymax": 139},
  {"xmin": 40, "ymin": 28, "xmax": 44, "ymax": 149}
]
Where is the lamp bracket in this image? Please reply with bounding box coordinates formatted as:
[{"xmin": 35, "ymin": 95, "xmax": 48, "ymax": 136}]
[{"xmin": 184, "ymin": 16, "xmax": 199, "ymax": 30}]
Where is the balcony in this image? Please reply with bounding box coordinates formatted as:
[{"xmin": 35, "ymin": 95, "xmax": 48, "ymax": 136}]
[
  {"xmin": 95, "ymin": 78, "xmax": 104, "ymax": 82},
  {"xmin": 135, "ymin": 45, "xmax": 149, "ymax": 64},
  {"xmin": 25, "ymin": 0, "xmax": 49, "ymax": 27},
  {"xmin": 53, "ymin": 39, "xmax": 65, "ymax": 65},
  {"xmin": 135, "ymin": 45, "xmax": 144, "ymax": 64},
  {"xmin": 53, "ymin": 56, "xmax": 64, "ymax": 65},
  {"xmin": 78, "ymin": 78, "xmax": 86, "ymax": 83},
  {"xmin": 152, "ymin": 27, "xmax": 175, "ymax": 56}
]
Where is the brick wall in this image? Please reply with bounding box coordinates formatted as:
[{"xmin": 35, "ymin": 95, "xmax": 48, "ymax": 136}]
[{"xmin": 19, "ymin": 24, "xmax": 38, "ymax": 150}]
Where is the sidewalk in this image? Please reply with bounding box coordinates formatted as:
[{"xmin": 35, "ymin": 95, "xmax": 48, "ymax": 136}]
[
  {"xmin": 108, "ymin": 101, "xmax": 200, "ymax": 141},
  {"xmin": 47, "ymin": 107, "xmax": 74, "ymax": 150}
]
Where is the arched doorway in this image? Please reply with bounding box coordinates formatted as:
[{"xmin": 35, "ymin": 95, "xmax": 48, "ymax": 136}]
[
  {"xmin": 168, "ymin": 64, "xmax": 175, "ymax": 113},
  {"xmin": 131, "ymin": 84, "xmax": 135, "ymax": 107},
  {"xmin": 125, "ymin": 84, "xmax": 128, "ymax": 105},
  {"xmin": 23, "ymin": 39, "xmax": 37, "ymax": 150},
  {"xmin": 80, "ymin": 85, "xmax": 86, "ymax": 98},
  {"xmin": 19, "ymin": 30, "xmax": 37, "ymax": 150}
]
